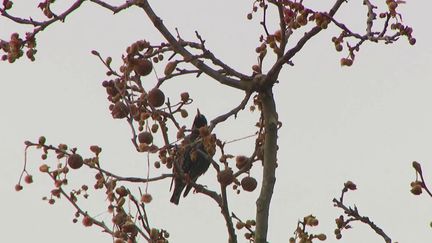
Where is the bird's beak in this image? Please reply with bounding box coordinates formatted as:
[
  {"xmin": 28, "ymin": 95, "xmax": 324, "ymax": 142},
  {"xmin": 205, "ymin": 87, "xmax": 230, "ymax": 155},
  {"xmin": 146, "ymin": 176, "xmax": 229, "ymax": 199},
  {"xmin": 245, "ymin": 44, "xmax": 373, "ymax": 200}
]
[{"xmin": 196, "ymin": 109, "xmax": 201, "ymax": 116}]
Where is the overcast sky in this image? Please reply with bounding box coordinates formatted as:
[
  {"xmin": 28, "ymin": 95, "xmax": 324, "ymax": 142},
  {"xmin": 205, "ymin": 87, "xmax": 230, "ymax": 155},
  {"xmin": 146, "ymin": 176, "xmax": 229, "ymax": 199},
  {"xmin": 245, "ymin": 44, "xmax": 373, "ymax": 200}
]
[{"xmin": 1, "ymin": 1, "xmax": 432, "ymax": 242}]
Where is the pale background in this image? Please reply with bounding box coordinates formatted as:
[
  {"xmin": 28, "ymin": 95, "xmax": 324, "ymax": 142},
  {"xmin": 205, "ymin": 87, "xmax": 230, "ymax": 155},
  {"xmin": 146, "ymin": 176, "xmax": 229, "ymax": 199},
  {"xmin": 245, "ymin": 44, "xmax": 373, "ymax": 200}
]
[{"xmin": 1, "ymin": 1, "xmax": 432, "ymax": 242}]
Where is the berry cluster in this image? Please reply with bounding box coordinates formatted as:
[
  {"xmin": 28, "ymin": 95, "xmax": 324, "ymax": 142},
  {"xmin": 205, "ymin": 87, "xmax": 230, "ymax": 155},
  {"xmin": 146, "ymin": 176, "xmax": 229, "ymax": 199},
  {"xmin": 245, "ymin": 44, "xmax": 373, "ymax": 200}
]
[{"xmin": 0, "ymin": 32, "xmax": 36, "ymax": 62}]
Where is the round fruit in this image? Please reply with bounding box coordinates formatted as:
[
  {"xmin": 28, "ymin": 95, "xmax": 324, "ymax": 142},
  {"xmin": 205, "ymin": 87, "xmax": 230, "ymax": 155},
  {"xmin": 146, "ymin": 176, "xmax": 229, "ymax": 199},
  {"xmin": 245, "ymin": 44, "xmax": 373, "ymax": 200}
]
[
  {"xmin": 24, "ymin": 175, "xmax": 33, "ymax": 184},
  {"xmin": 111, "ymin": 102, "xmax": 129, "ymax": 119},
  {"xmin": 133, "ymin": 59, "xmax": 153, "ymax": 76},
  {"xmin": 411, "ymin": 184, "xmax": 422, "ymax": 195},
  {"xmin": 15, "ymin": 184, "xmax": 23, "ymax": 191},
  {"xmin": 148, "ymin": 88, "xmax": 165, "ymax": 107},
  {"xmin": 82, "ymin": 216, "xmax": 93, "ymax": 227},
  {"xmin": 39, "ymin": 164, "xmax": 49, "ymax": 173},
  {"xmin": 236, "ymin": 155, "xmax": 249, "ymax": 169},
  {"xmin": 138, "ymin": 131, "xmax": 153, "ymax": 144},
  {"xmin": 141, "ymin": 193, "xmax": 153, "ymax": 203},
  {"xmin": 217, "ymin": 168, "xmax": 234, "ymax": 186},
  {"xmin": 68, "ymin": 154, "xmax": 84, "ymax": 169},
  {"xmin": 241, "ymin": 176, "xmax": 258, "ymax": 192}
]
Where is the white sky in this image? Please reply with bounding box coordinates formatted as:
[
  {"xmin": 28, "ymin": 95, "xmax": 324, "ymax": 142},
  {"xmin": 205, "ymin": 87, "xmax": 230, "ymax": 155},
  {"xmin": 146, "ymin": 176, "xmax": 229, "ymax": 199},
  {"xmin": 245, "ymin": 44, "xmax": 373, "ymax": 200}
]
[{"xmin": 1, "ymin": 1, "xmax": 432, "ymax": 242}]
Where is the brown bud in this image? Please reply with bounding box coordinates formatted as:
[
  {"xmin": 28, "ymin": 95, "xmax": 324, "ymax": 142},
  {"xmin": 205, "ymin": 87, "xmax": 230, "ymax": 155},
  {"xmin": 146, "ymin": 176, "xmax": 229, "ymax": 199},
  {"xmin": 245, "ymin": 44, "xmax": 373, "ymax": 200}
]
[
  {"xmin": 39, "ymin": 164, "xmax": 50, "ymax": 173},
  {"xmin": 344, "ymin": 181, "xmax": 357, "ymax": 190},
  {"xmin": 316, "ymin": 234, "xmax": 327, "ymax": 241},
  {"xmin": 151, "ymin": 123, "xmax": 159, "ymax": 133},
  {"xmin": 164, "ymin": 61, "xmax": 177, "ymax": 76},
  {"xmin": 180, "ymin": 109, "xmax": 188, "ymax": 118},
  {"xmin": 90, "ymin": 145, "xmax": 102, "ymax": 155},
  {"xmin": 411, "ymin": 184, "xmax": 423, "ymax": 195},
  {"xmin": 116, "ymin": 186, "xmax": 129, "ymax": 197},
  {"xmin": 340, "ymin": 58, "xmax": 353, "ymax": 67},
  {"xmin": 38, "ymin": 136, "xmax": 46, "ymax": 145},
  {"xmin": 412, "ymin": 161, "xmax": 422, "ymax": 173},
  {"xmin": 180, "ymin": 92, "xmax": 190, "ymax": 102},
  {"xmin": 252, "ymin": 64, "xmax": 261, "ymax": 73}
]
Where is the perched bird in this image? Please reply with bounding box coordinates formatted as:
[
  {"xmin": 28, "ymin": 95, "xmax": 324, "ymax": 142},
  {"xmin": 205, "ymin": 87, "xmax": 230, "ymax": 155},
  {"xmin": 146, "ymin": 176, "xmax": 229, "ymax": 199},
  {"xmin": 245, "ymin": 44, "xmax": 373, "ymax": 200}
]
[{"xmin": 170, "ymin": 110, "xmax": 211, "ymax": 205}]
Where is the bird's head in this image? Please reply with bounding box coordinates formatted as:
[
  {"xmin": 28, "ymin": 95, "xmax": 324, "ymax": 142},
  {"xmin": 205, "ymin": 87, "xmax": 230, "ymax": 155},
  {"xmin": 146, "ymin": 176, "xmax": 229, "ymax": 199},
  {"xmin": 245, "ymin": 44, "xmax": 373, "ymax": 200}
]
[{"xmin": 192, "ymin": 109, "xmax": 207, "ymax": 129}]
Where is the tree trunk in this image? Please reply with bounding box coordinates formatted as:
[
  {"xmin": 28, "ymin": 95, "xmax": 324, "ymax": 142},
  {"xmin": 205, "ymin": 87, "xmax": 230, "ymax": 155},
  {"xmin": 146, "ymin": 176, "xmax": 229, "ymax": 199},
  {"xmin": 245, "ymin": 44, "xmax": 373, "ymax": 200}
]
[{"xmin": 255, "ymin": 88, "xmax": 278, "ymax": 243}]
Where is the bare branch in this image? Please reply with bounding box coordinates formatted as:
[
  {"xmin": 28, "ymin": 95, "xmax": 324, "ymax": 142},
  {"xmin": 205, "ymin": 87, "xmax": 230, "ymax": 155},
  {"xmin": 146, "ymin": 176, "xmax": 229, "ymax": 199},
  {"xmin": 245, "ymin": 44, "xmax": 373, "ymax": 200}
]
[
  {"xmin": 255, "ymin": 89, "xmax": 278, "ymax": 243},
  {"xmin": 135, "ymin": 0, "xmax": 253, "ymax": 91},
  {"xmin": 90, "ymin": 0, "xmax": 135, "ymax": 14},
  {"xmin": 333, "ymin": 182, "xmax": 392, "ymax": 243},
  {"xmin": 209, "ymin": 91, "xmax": 252, "ymax": 131},
  {"xmin": 265, "ymin": 0, "xmax": 347, "ymax": 87}
]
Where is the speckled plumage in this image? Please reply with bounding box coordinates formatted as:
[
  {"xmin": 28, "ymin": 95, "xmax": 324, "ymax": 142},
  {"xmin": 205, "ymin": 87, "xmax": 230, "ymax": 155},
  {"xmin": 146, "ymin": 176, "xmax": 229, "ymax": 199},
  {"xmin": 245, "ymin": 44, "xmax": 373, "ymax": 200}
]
[{"xmin": 170, "ymin": 110, "xmax": 211, "ymax": 205}]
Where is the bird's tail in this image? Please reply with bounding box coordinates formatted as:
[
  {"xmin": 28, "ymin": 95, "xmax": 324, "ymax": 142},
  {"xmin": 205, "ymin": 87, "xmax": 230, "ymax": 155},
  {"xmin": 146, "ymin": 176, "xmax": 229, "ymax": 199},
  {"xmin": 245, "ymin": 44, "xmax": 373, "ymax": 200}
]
[{"xmin": 170, "ymin": 179, "xmax": 185, "ymax": 205}]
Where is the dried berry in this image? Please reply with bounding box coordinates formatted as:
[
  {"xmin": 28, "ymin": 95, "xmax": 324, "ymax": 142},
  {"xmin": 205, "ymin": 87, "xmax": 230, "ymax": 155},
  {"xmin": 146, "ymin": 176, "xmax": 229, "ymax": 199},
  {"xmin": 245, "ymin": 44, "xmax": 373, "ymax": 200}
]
[
  {"xmin": 133, "ymin": 59, "xmax": 153, "ymax": 76},
  {"xmin": 82, "ymin": 216, "xmax": 93, "ymax": 227},
  {"xmin": 111, "ymin": 102, "xmax": 129, "ymax": 119},
  {"xmin": 115, "ymin": 186, "xmax": 128, "ymax": 197},
  {"xmin": 316, "ymin": 234, "xmax": 327, "ymax": 241},
  {"xmin": 180, "ymin": 92, "xmax": 190, "ymax": 102},
  {"xmin": 24, "ymin": 175, "xmax": 33, "ymax": 184},
  {"xmin": 148, "ymin": 88, "xmax": 165, "ymax": 107},
  {"xmin": 141, "ymin": 193, "xmax": 153, "ymax": 203},
  {"xmin": 217, "ymin": 168, "xmax": 234, "ymax": 186},
  {"xmin": 236, "ymin": 155, "xmax": 249, "ymax": 169},
  {"xmin": 67, "ymin": 154, "xmax": 84, "ymax": 169},
  {"xmin": 344, "ymin": 181, "xmax": 357, "ymax": 190},
  {"xmin": 241, "ymin": 176, "xmax": 257, "ymax": 192},
  {"xmin": 340, "ymin": 58, "xmax": 353, "ymax": 67},
  {"xmin": 411, "ymin": 184, "xmax": 422, "ymax": 195},
  {"xmin": 15, "ymin": 184, "xmax": 23, "ymax": 191},
  {"xmin": 90, "ymin": 145, "xmax": 102, "ymax": 155},
  {"xmin": 39, "ymin": 164, "xmax": 49, "ymax": 173},
  {"xmin": 138, "ymin": 131, "xmax": 153, "ymax": 144},
  {"xmin": 236, "ymin": 222, "xmax": 245, "ymax": 229},
  {"xmin": 180, "ymin": 109, "xmax": 188, "ymax": 118}
]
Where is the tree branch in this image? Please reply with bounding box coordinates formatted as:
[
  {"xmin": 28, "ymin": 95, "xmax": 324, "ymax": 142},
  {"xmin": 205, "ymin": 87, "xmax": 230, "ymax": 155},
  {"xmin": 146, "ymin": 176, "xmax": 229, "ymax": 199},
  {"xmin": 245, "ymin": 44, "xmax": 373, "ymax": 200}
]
[
  {"xmin": 255, "ymin": 89, "xmax": 278, "ymax": 243},
  {"xmin": 209, "ymin": 91, "xmax": 252, "ymax": 131},
  {"xmin": 135, "ymin": 0, "xmax": 253, "ymax": 91},
  {"xmin": 90, "ymin": 0, "xmax": 135, "ymax": 14},
  {"xmin": 266, "ymin": 0, "xmax": 347, "ymax": 86}
]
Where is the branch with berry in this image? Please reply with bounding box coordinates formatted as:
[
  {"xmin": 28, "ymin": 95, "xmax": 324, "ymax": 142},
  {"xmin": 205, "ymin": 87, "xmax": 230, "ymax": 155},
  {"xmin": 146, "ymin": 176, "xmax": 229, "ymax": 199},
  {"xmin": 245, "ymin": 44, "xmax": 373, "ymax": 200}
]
[{"xmin": 332, "ymin": 181, "xmax": 393, "ymax": 243}]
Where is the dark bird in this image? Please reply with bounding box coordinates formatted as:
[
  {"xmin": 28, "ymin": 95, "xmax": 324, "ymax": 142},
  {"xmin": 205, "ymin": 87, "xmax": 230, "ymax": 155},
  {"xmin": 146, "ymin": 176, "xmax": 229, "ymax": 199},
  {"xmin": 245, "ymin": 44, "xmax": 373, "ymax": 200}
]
[{"xmin": 170, "ymin": 110, "xmax": 211, "ymax": 205}]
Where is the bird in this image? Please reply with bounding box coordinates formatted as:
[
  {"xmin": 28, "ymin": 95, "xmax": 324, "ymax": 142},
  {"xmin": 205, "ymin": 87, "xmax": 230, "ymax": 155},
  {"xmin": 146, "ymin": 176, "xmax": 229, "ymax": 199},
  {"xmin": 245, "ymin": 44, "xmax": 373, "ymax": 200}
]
[{"xmin": 170, "ymin": 109, "xmax": 211, "ymax": 205}]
